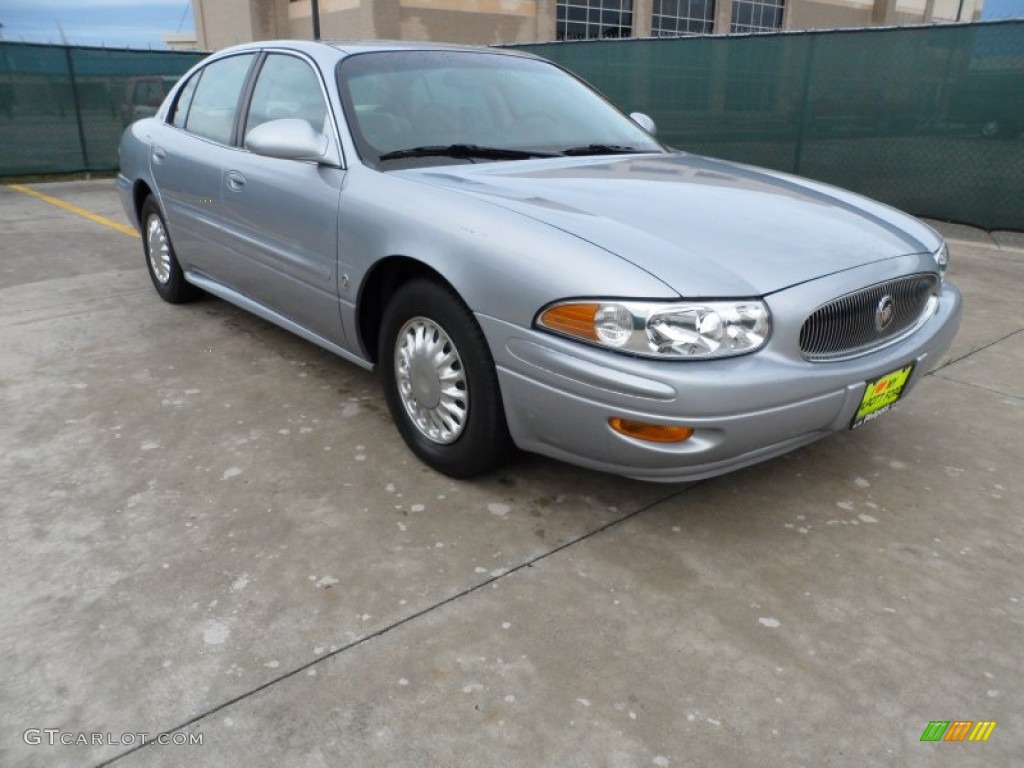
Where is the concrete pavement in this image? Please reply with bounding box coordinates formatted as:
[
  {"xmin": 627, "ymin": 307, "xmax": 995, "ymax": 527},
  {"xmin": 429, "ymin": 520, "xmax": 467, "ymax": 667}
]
[{"xmin": 1, "ymin": 180, "xmax": 1021, "ymax": 767}]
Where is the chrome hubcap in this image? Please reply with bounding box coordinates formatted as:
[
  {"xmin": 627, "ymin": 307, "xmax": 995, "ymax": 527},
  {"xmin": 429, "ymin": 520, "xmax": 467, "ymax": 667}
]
[
  {"xmin": 146, "ymin": 213, "xmax": 172, "ymax": 284},
  {"xmin": 394, "ymin": 317, "xmax": 468, "ymax": 444}
]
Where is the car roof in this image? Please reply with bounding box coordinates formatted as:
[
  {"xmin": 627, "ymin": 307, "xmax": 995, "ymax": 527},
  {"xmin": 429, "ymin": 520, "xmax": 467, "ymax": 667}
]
[
  {"xmin": 211, "ymin": 39, "xmax": 536, "ymax": 60},
  {"xmin": 326, "ymin": 40, "xmax": 537, "ymax": 57}
]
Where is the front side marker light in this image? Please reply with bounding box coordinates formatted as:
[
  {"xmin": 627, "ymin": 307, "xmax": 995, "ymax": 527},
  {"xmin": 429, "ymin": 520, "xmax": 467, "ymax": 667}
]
[
  {"xmin": 609, "ymin": 418, "xmax": 694, "ymax": 443},
  {"xmin": 934, "ymin": 242, "xmax": 949, "ymax": 280},
  {"xmin": 539, "ymin": 302, "xmax": 600, "ymax": 342}
]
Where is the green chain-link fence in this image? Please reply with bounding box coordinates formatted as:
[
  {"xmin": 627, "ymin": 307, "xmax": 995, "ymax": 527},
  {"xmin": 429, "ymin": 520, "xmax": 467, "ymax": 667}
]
[
  {"xmin": 0, "ymin": 42, "xmax": 204, "ymax": 176},
  {"xmin": 513, "ymin": 20, "xmax": 1024, "ymax": 231},
  {"xmin": 1, "ymin": 23, "xmax": 1021, "ymax": 229}
]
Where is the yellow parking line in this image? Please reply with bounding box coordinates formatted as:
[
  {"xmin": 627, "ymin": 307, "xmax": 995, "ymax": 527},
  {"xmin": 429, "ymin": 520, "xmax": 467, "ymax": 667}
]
[{"xmin": 8, "ymin": 183, "xmax": 138, "ymax": 238}]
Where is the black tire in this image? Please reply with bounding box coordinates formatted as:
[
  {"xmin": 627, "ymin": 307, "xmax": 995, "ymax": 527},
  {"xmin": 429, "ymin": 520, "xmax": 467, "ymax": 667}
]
[
  {"xmin": 140, "ymin": 196, "xmax": 202, "ymax": 304},
  {"xmin": 379, "ymin": 279, "xmax": 513, "ymax": 478}
]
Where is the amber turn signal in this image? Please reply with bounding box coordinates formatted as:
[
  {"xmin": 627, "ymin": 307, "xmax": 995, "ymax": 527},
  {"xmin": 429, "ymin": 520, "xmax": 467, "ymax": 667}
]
[
  {"xmin": 539, "ymin": 303, "xmax": 600, "ymax": 342},
  {"xmin": 608, "ymin": 418, "xmax": 694, "ymax": 443}
]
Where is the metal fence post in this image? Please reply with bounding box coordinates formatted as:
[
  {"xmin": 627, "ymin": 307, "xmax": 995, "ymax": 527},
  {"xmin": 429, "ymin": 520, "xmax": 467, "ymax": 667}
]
[{"xmin": 63, "ymin": 45, "xmax": 90, "ymax": 171}]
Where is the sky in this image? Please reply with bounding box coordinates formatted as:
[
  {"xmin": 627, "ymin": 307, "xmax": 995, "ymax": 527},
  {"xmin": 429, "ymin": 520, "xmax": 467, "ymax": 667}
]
[
  {"xmin": 0, "ymin": 0, "xmax": 195, "ymax": 49},
  {"xmin": 983, "ymin": 0, "xmax": 1024, "ymax": 19}
]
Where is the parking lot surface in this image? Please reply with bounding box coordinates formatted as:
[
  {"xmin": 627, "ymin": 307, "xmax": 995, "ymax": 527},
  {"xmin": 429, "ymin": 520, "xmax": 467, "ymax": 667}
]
[{"xmin": 1, "ymin": 180, "xmax": 1021, "ymax": 767}]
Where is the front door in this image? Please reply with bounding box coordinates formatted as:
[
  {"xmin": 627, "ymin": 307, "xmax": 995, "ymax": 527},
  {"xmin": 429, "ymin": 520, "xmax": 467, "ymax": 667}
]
[{"xmin": 218, "ymin": 52, "xmax": 345, "ymax": 344}]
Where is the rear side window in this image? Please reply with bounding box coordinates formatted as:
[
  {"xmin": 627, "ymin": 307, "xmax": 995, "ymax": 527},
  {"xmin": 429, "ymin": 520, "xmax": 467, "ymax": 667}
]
[
  {"xmin": 184, "ymin": 54, "xmax": 256, "ymax": 144},
  {"xmin": 245, "ymin": 54, "xmax": 328, "ymax": 137}
]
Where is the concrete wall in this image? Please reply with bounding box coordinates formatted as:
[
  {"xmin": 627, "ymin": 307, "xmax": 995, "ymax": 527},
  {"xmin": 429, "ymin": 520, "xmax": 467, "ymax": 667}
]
[
  {"xmin": 284, "ymin": 0, "xmax": 542, "ymax": 43},
  {"xmin": 772, "ymin": 0, "xmax": 982, "ymax": 33},
  {"xmin": 287, "ymin": 0, "xmax": 376, "ymax": 40},
  {"xmin": 400, "ymin": 0, "xmax": 541, "ymax": 45},
  {"xmin": 786, "ymin": 0, "xmax": 874, "ymax": 30},
  {"xmin": 193, "ymin": 0, "xmax": 987, "ymax": 49},
  {"xmin": 193, "ymin": 0, "xmax": 290, "ymax": 49}
]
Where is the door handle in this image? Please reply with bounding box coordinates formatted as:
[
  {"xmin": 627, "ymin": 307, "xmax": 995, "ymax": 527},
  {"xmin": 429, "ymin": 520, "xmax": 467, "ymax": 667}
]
[
  {"xmin": 152, "ymin": 147, "xmax": 166, "ymax": 164},
  {"xmin": 225, "ymin": 171, "xmax": 246, "ymax": 192}
]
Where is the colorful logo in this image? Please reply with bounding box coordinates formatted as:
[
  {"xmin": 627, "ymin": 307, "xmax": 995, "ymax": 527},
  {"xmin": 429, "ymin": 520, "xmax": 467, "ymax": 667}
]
[{"xmin": 921, "ymin": 721, "xmax": 997, "ymax": 742}]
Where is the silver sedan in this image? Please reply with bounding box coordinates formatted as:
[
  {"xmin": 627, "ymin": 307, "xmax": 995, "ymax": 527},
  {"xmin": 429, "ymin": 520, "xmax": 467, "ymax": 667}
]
[{"xmin": 117, "ymin": 40, "xmax": 961, "ymax": 482}]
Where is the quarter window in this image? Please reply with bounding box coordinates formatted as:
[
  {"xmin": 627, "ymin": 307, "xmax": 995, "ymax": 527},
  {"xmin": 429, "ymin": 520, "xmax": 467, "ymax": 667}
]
[
  {"xmin": 170, "ymin": 72, "xmax": 199, "ymax": 129},
  {"xmin": 245, "ymin": 54, "xmax": 329, "ymax": 138},
  {"xmin": 184, "ymin": 54, "xmax": 256, "ymax": 145}
]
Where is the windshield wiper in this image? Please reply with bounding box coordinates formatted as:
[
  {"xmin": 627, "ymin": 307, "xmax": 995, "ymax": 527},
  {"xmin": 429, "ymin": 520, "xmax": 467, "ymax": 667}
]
[
  {"xmin": 559, "ymin": 144, "xmax": 651, "ymax": 156},
  {"xmin": 378, "ymin": 144, "xmax": 558, "ymax": 162}
]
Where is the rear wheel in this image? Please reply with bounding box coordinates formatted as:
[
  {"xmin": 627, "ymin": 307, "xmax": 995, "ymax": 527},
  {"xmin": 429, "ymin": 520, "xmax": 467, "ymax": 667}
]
[
  {"xmin": 379, "ymin": 279, "xmax": 513, "ymax": 478},
  {"xmin": 141, "ymin": 196, "xmax": 202, "ymax": 303}
]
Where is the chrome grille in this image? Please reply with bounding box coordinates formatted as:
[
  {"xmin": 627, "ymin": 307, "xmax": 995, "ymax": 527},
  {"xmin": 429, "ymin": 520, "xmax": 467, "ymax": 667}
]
[{"xmin": 799, "ymin": 273, "xmax": 940, "ymax": 361}]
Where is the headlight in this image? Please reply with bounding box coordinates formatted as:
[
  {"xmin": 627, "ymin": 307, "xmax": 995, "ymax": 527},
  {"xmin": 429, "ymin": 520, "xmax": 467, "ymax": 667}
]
[
  {"xmin": 933, "ymin": 242, "xmax": 949, "ymax": 280},
  {"xmin": 537, "ymin": 299, "xmax": 771, "ymax": 359}
]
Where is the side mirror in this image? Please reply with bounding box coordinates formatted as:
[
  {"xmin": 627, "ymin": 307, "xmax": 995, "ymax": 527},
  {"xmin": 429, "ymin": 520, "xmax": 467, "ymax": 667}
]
[
  {"xmin": 630, "ymin": 112, "xmax": 657, "ymax": 136},
  {"xmin": 245, "ymin": 118, "xmax": 330, "ymax": 162}
]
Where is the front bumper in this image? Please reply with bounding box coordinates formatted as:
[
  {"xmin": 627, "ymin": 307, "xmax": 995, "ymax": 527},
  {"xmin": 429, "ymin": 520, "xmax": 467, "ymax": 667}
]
[{"xmin": 479, "ymin": 273, "xmax": 962, "ymax": 483}]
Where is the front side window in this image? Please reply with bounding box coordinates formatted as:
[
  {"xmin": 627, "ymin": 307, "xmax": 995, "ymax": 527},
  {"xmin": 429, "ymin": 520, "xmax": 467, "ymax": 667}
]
[
  {"xmin": 184, "ymin": 54, "xmax": 256, "ymax": 144},
  {"xmin": 652, "ymin": 0, "xmax": 715, "ymax": 36},
  {"xmin": 245, "ymin": 54, "xmax": 329, "ymax": 138},
  {"xmin": 557, "ymin": 0, "xmax": 633, "ymax": 40},
  {"xmin": 730, "ymin": 0, "xmax": 784, "ymax": 32}
]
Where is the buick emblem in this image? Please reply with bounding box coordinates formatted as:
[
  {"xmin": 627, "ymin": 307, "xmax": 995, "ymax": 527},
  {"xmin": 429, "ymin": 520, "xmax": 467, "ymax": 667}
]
[{"xmin": 875, "ymin": 295, "xmax": 895, "ymax": 332}]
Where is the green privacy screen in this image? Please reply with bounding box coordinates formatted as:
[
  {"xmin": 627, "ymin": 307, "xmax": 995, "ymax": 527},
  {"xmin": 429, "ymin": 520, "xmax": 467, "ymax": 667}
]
[
  {"xmin": 513, "ymin": 20, "xmax": 1024, "ymax": 231},
  {"xmin": 2, "ymin": 24, "xmax": 1022, "ymax": 229},
  {"xmin": 0, "ymin": 42, "xmax": 204, "ymax": 176}
]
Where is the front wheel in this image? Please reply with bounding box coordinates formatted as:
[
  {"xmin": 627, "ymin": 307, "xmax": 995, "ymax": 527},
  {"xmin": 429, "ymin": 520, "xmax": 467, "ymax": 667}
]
[{"xmin": 379, "ymin": 279, "xmax": 513, "ymax": 478}]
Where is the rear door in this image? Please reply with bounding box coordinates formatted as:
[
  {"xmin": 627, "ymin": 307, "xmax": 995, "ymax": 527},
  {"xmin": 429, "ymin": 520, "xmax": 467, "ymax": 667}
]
[{"xmin": 149, "ymin": 53, "xmax": 256, "ymax": 279}]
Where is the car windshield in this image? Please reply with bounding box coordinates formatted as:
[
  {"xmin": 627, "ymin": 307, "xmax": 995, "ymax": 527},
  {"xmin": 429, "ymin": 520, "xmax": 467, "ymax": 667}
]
[{"xmin": 336, "ymin": 50, "xmax": 665, "ymax": 169}]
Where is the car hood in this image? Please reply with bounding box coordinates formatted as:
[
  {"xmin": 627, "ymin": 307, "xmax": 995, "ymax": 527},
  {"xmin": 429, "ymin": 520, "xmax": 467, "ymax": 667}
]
[{"xmin": 395, "ymin": 153, "xmax": 941, "ymax": 297}]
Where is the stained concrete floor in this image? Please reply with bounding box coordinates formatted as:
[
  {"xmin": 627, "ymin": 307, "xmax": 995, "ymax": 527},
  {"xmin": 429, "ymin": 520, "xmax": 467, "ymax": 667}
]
[{"xmin": 1, "ymin": 180, "xmax": 1021, "ymax": 767}]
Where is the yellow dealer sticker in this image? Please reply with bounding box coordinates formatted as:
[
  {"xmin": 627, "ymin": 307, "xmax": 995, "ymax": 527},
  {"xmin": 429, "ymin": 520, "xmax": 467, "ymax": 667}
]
[{"xmin": 851, "ymin": 363, "xmax": 915, "ymax": 429}]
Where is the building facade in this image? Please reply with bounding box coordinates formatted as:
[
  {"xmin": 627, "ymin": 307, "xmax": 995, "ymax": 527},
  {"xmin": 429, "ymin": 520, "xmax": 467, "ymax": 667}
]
[{"xmin": 192, "ymin": 0, "xmax": 985, "ymax": 50}]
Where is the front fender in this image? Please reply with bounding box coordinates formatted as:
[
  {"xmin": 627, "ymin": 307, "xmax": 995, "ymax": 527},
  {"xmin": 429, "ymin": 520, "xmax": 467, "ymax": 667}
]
[{"xmin": 339, "ymin": 166, "xmax": 677, "ymax": 333}]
